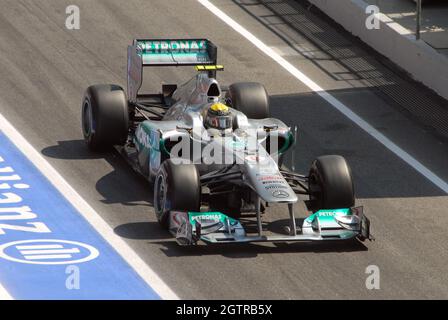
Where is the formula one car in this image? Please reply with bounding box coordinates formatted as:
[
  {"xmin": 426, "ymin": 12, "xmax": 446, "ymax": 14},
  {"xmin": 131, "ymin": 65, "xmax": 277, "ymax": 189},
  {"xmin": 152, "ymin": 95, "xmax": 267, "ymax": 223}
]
[{"xmin": 81, "ymin": 38, "xmax": 372, "ymax": 245}]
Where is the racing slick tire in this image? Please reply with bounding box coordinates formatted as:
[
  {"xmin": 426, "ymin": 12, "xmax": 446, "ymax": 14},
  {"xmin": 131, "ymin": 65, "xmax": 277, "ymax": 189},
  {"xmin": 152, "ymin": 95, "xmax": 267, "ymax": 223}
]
[
  {"xmin": 82, "ymin": 84, "xmax": 129, "ymax": 151},
  {"xmin": 226, "ymin": 82, "xmax": 270, "ymax": 119},
  {"xmin": 308, "ymin": 155, "xmax": 355, "ymax": 210},
  {"xmin": 153, "ymin": 160, "xmax": 201, "ymax": 229}
]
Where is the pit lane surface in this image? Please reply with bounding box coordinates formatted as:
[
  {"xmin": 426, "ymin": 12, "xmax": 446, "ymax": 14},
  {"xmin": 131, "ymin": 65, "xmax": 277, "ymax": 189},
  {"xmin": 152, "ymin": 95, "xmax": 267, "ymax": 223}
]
[{"xmin": 1, "ymin": 0, "xmax": 448, "ymax": 299}]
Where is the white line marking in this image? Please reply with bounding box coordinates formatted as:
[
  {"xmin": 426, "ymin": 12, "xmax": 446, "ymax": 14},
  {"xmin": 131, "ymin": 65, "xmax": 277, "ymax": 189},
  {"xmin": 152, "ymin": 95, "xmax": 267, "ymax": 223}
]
[
  {"xmin": 21, "ymin": 248, "xmax": 80, "ymax": 255},
  {"xmin": 16, "ymin": 244, "xmax": 63, "ymax": 250},
  {"xmin": 0, "ymin": 175, "xmax": 21, "ymax": 181},
  {"xmin": 0, "ymin": 113, "xmax": 179, "ymax": 300},
  {"xmin": 24, "ymin": 254, "xmax": 73, "ymax": 260},
  {"xmin": 0, "ymin": 283, "xmax": 12, "ymax": 300},
  {"xmin": 198, "ymin": 0, "xmax": 448, "ymax": 194}
]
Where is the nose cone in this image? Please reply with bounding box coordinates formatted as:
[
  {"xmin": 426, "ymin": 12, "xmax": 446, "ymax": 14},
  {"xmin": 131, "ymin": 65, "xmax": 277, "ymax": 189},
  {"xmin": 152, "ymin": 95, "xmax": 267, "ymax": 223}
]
[{"xmin": 243, "ymin": 157, "xmax": 298, "ymax": 203}]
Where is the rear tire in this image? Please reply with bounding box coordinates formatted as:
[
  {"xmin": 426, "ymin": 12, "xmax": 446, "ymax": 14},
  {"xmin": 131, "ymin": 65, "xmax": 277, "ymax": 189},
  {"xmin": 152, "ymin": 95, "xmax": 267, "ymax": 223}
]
[
  {"xmin": 226, "ymin": 82, "xmax": 270, "ymax": 119},
  {"xmin": 153, "ymin": 160, "xmax": 201, "ymax": 229},
  {"xmin": 82, "ymin": 84, "xmax": 129, "ymax": 151},
  {"xmin": 308, "ymin": 155, "xmax": 355, "ymax": 210}
]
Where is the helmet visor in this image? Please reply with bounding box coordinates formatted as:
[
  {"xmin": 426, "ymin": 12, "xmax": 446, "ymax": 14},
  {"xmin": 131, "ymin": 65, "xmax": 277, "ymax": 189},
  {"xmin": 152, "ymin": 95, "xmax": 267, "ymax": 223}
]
[{"xmin": 208, "ymin": 115, "xmax": 232, "ymax": 130}]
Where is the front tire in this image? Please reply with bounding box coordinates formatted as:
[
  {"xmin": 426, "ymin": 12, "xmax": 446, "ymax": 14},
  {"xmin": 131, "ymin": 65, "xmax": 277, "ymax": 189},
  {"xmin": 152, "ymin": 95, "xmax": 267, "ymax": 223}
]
[
  {"xmin": 153, "ymin": 160, "xmax": 201, "ymax": 229},
  {"xmin": 308, "ymin": 155, "xmax": 355, "ymax": 210},
  {"xmin": 82, "ymin": 84, "xmax": 129, "ymax": 151}
]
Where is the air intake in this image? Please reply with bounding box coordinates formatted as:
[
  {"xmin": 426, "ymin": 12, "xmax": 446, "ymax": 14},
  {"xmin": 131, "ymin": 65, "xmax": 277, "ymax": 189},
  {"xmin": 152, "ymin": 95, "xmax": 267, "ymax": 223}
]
[{"xmin": 207, "ymin": 83, "xmax": 220, "ymax": 97}]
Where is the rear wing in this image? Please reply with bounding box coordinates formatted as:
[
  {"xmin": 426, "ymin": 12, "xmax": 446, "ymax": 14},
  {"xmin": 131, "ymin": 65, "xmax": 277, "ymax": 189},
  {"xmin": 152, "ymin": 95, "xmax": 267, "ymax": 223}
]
[{"xmin": 127, "ymin": 39, "xmax": 218, "ymax": 102}]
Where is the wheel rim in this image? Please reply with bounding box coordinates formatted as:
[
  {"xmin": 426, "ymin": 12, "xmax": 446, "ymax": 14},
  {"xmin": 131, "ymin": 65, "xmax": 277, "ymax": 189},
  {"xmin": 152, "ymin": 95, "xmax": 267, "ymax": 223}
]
[
  {"xmin": 82, "ymin": 101, "xmax": 93, "ymax": 137},
  {"xmin": 154, "ymin": 174, "xmax": 167, "ymax": 218}
]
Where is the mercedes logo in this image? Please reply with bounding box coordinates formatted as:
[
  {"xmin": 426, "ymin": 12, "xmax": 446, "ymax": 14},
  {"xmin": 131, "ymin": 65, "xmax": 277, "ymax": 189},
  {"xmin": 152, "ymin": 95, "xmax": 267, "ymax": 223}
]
[{"xmin": 272, "ymin": 190, "xmax": 289, "ymax": 198}]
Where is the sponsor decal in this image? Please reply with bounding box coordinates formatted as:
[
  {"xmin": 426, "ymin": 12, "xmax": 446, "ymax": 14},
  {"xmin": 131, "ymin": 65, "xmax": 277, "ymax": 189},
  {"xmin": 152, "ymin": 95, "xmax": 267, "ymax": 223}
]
[
  {"xmin": 317, "ymin": 208, "xmax": 350, "ymax": 218},
  {"xmin": 135, "ymin": 125, "xmax": 151, "ymax": 150},
  {"xmin": 257, "ymin": 167, "xmax": 277, "ymax": 174},
  {"xmin": 0, "ymin": 239, "xmax": 99, "ymax": 265},
  {"xmin": 265, "ymin": 184, "xmax": 288, "ymax": 190},
  {"xmin": 0, "ymin": 159, "xmax": 51, "ymax": 235},
  {"xmin": 305, "ymin": 209, "xmax": 350, "ymax": 224},
  {"xmin": 188, "ymin": 212, "xmax": 238, "ymax": 226},
  {"xmin": 138, "ymin": 40, "xmax": 207, "ymax": 53},
  {"xmin": 318, "ymin": 211, "xmax": 336, "ymax": 217},
  {"xmin": 257, "ymin": 174, "xmax": 283, "ymax": 181},
  {"xmin": 191, "ymin": 214, "xmax": 221, "ymax": 224},
  {"xmin": 262, "ymin": 180, "xmax": 286, "ymax": 184},
  {"xmin": 245, "ymin": 155, "xmax": 266, "ymax": 163}
]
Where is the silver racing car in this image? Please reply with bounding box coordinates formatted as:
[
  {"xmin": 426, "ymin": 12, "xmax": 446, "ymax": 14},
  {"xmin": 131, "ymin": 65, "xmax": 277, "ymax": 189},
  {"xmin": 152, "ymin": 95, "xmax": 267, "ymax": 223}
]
[{"xmin": 81, "ymin": 38, "xmax": 372, "ymax": 245}]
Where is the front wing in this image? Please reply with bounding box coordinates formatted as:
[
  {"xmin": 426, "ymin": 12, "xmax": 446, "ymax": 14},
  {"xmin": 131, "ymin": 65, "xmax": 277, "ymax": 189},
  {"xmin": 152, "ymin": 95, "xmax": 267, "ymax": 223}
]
[{"xmin": 169, "ymin": 208, "xmax": 372, "ymax": 246}]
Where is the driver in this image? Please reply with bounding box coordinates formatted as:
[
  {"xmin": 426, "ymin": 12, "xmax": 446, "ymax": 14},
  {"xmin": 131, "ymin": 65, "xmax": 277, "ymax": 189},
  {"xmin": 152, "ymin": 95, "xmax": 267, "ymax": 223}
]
[{"xmin": 204, "ymin": 102, "xmax": 233, "ymax": 131}]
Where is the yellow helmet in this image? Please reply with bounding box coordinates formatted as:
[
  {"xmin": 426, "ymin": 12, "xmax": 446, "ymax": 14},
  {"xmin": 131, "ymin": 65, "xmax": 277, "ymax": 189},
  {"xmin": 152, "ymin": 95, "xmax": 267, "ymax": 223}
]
[
  {"xmin": 210, "ymin": 102, "xmax": 229, "ymax": 114},
  {"xmin": 205, "ymin": 103, "xmax": 233, "ymax": 130}
]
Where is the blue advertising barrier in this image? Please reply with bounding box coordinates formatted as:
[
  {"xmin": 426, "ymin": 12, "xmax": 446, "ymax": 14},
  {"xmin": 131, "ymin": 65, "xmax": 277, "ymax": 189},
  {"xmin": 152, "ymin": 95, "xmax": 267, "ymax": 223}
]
[{"xmin": 0, "ymin": 131, "xmax": 159, "ymax": 299}]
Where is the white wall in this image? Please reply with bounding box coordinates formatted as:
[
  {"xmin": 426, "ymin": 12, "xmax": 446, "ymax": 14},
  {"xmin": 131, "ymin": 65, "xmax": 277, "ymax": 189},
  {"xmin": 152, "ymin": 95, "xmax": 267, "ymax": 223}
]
[{"xmin": 308, "ymin": 0, "xmax": 448, "ymax": 100}]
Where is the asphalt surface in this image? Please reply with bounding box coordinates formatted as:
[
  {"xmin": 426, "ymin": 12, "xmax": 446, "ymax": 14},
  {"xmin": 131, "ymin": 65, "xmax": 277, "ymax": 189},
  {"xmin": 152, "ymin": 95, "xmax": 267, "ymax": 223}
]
[{"xmin": 1, "ymin": 0, "xmax": 448, "ymax": 299}]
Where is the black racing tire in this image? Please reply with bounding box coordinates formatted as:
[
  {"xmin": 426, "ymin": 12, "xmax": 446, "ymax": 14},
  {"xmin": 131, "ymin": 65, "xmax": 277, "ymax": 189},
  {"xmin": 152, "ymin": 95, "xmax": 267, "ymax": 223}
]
[
  {"xmin": 82, "ymin": 84, "xmax": 129, "ymax": 151},
  {"xmin": 308, "ymin": 155, "xmax": 355, "ymax": 210},
  {"xmin": 153, "ymin": 160, "xmax": 201, "ymax": 229},
  {"xmin": 226, "ymin": 82, "xmax": 270, "ymax": 119}
]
